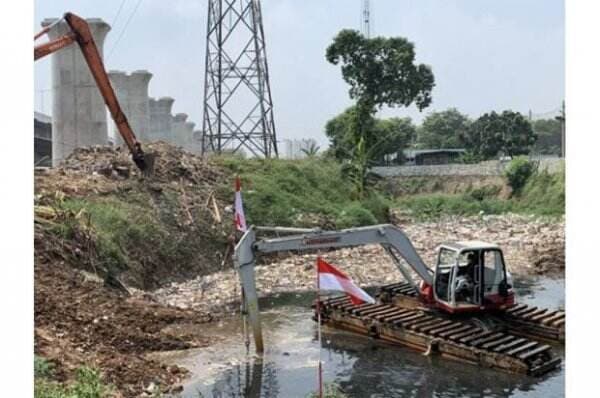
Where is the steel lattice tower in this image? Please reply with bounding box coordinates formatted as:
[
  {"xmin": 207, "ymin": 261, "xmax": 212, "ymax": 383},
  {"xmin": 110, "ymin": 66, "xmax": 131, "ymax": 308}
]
[{"xmin": 201, "ymin": 0, "xmax": 278, "ymax": 157}]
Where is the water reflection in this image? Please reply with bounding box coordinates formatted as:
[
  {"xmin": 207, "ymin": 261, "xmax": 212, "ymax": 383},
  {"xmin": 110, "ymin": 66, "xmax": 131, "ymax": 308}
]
[
  {"xmin": 321, "ymin": 330, "xmax": 554, "ymax": 398},
  {"xmin": 176, "ymin": 277, "xmax": 564, "ymax": 398},
  {"xmin": 183, "ymin": 358, "xmax": 278, "ymax": 398}
]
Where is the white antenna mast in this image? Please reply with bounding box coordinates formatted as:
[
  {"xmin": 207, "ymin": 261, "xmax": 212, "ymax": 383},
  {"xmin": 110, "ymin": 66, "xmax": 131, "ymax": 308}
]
[{"xmin": 362, "ymin": 0, "xmax": 371, "ymax": 38}]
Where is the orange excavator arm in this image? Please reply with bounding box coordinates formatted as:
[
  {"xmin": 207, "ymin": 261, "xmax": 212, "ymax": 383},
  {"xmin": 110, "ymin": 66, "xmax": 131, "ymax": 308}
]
[{"xmin": 34, "ymin": 12, "xmax": 154, "ymax": 174}]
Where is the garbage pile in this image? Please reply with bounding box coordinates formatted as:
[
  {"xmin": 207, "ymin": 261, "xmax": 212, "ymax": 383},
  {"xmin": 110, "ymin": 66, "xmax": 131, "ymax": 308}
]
[{"xmin": 153, "ymin": 214, "xmax": 565, "ymax": 314}]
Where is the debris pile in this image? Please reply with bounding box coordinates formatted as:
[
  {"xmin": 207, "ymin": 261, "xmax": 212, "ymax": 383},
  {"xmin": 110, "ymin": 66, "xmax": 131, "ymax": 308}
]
[
  {"xmin": 153, "ymin": 214, "xmax": 565, "ymax": 313},
  {"xmin": 36, "ymin": 142, "xmax": 227, "ymax": 199},
  {"xmin": 35, "ymin": 142, "xmax": 232, "ymax": 289},
  {"xmin": 34, "ymin": 142, "xmax": 232, "ymax": 396}
]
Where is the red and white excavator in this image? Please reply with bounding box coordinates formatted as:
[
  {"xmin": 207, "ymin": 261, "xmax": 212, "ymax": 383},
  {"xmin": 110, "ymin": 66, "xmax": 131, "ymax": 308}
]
[
  {"xmin": 233, "ymin": 224, "xmax": 515, "ymax": 352},
  {"xmin": 34, "ymin": 12, "xmax": 154, "ymax": 174}
]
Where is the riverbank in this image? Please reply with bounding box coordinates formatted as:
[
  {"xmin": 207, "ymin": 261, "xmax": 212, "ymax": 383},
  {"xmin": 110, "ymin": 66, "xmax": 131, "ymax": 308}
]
[{"xmin": 33, "ymin": 145, "xmax": 564, "ymax": 396}]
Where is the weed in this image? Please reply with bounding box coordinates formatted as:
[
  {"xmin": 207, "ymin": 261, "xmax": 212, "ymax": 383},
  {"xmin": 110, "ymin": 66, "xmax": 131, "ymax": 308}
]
[
  {"xmin": 306, "ymin": 383, "xmax": 348, "ymax": 398},
  {"xmin": 35, "ymin": 366, "xmax": 112, "ymax": 398},
  {"xmin": 215, "ymin": 156, "xmax": 389, "ymax": 228},
  {"xmin": 34, "ymin": 356, "xmax": 54, "ymax": 379}
]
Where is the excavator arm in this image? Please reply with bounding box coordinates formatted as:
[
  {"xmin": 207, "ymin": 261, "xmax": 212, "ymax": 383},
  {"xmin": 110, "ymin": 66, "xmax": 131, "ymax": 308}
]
[
  {"xmin": 233, "ymin": 224, "xmax": 433, "ymax": 353},
  {"xmin": 34, "ymin": 12, "xmax": 154, "ymax": 174}
]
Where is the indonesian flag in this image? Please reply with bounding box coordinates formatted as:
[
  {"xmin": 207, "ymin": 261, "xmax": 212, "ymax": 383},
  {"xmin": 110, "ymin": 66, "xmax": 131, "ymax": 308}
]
[
  {"xmin": 317, "ymin": 257, "xmax": 375, "ymax": 305},
  {"xmin": 234, "ymin": 176, "xmax": 247, "ymax": 232}
]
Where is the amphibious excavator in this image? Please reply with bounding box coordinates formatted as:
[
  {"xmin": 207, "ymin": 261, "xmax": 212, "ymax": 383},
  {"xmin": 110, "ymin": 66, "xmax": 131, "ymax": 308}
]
[
  {"xmin": 233, "ymin": 224, "xmax": 563, "ymax": 376},
  {"xmin": 34, "ymin": 12, "xmax": 154, "ymax": 174}
]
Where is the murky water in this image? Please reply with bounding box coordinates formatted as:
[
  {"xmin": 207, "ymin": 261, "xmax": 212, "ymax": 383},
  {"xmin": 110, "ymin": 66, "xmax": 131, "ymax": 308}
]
[{"xmin": 165, "ymin": 277, "xmax": 564, "ymax": 398}]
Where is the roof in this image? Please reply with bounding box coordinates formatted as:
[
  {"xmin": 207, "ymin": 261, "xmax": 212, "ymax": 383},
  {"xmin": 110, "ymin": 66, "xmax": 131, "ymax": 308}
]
[
  {"xmin": 440, "ymin": 241, "xmax": 500, "ymax": 251},
  {"xmin": 404, "ymin": 148, "xmax": 466, "ymax": 158}
]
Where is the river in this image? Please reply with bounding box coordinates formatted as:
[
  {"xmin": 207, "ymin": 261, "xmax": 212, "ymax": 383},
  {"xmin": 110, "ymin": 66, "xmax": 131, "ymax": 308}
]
[{"xmin": 162, "ymin": 276, "xmax": 564, "ymax": 398}]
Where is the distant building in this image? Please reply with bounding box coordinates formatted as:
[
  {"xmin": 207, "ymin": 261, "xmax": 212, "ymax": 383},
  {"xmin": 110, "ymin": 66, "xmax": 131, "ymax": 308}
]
[
  {"xmin": 403, "ymin": 148, "xmax": 466, "ymax": 166},
  {"xmin": 281, "ymin": 138, "xmax": 319, "ymax": 159},
  {"xmin": 34, "ymin": 112, "xmax": 52, "ymax": 167}
]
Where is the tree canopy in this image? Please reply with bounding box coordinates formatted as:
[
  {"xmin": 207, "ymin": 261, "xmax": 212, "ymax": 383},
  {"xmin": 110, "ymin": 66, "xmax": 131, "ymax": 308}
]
[
  {"xmin": 532, "ymin": 119, "xmax": 562, "ymax": 155},
  {"xmin": 326, "ymin": 29, "xmax": 434, "ymax": 198},
  {"xmin": 416, "ymin": 108, "xmax": 470, "ymax": 149},
  {"xmin": 325, "ymin": 107, "xmax": 415, "ymax": 164},
  {"xmin": 326, "ymin": 29, "xmax": 435, "ymax": 114},
  {"xmin": 463, "ymin": 111, "xmax": 537, "ymax": 159}
]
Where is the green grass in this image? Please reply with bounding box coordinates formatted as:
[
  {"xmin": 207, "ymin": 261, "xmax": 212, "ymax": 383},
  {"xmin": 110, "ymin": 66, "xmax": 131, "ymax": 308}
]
[
  {"xmin": 394, "ymin": 164, "xmax": 565, "ymax": 220},
  {"xmin": 35, "ymin": 363, "xmax": 112, "ymax": 398},
  {"xmin": 57, "ymin": 196, "xmax": 165, "ymax": 276},
  {"xmin": 306, "ymin": 383, "xmax": 348, "ymax": 398},
  {"xmin": 517, "ymin": 165, "xmax": 565, "ymax": 215},
  {"xmin": 215, "ymin": 156, "xmax": 390, "ymax": 228},
  {"xmin": 34, "ymin": 356, "xmax": 55, "ymax": 379}
]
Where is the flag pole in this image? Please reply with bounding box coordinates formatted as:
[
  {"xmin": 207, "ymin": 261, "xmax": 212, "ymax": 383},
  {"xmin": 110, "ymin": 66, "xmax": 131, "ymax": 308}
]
[{"xmin": 316, "ymin": 257, "xmax": 323, "ymax": 398}]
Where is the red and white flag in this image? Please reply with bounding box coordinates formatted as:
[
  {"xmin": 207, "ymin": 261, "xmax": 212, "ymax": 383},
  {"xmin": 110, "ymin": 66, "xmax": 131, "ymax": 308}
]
[
  {"xmin": 234, "ymin": 176, "xmax": 247, "ymax": 232},
  {"xmin": 317, "ymin": 257, "xmax": 375, "ymax": 305}
]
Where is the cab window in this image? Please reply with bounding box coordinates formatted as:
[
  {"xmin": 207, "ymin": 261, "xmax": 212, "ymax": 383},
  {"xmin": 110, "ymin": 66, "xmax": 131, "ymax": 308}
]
[{"xmin": 483, "ymin": 249, "xmax": 504, "ymax": 291}]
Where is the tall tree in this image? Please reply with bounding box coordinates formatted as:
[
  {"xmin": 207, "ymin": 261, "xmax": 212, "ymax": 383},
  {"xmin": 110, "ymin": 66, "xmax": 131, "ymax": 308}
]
[
  {"xmin": 326, "ymin": 29, "xmax": 434, "ymax": 197},
  {"xmin": 417, "ymin": 108, "xmax": 471, "ymax": 149},
  {"xmin": 532, "ymin": 119, "xmax": 562, "ymax": 155},
  {"xmin": 325, "ymin": 107, "xmax": 415, "ymax": 164},
  {"xmin": 463, "ymin": 111, "xmax": 537, "ymax": 159}
]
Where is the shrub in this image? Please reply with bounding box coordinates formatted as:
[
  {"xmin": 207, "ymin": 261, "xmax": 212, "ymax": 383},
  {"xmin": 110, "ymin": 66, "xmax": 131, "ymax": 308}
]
[
  {"xmin": 336, "ymin": 203, "xmax": 377, "ymax": 228},
  {"xmin": 467, "ymin": 185, "xmax": 502, "ymax": 201},
  {"xmin": 216, "ymin": 156, "xmax": 389, "ymax": 228},
  {"xmin": 504, "ymin": 157, "xmax": 537, "ymax": 195},
  {"xmin": 517, "ymin": 164, "xmax": 565, "ymax": 215}
]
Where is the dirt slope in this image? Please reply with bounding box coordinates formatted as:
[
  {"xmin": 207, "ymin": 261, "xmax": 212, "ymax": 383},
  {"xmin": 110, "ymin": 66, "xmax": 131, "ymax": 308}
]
[{"xmin": 34, "ymin": 143, "xmax": 233, "ymax": 396}]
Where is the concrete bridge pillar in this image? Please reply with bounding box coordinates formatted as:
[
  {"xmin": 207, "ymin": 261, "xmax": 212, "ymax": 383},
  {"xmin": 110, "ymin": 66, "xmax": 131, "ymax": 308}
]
[
  {"xmin": 108, "ymin": 70, "xmax": 152, "ymax": 144},
  {"xmin": 149, "ymin": 97, "xmax": 175, "ymax": 142},
  {"xmin": 184, "ymin": 121, "xmax": 196, "ymax": 151},
  {"xmin": 192, "ymin": 130, "xmax": 203, "ymax": 154},
  {"xmin": 41, "ymin": 17, "xmax": 111, "ymax": 165},
  {"xmin": 172, "ymin": 113, "xmax": 188, "ymax": 149},
  {"xmin": 127, "ymin": 70, "xmax": 152, "ymax": 142}
]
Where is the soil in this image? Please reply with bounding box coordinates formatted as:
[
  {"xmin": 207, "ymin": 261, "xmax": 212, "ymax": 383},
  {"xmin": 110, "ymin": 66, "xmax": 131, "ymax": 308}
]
[
  {"xmin": 34, "ymin": 260, "xmax": 216, "ymax": 397},
  {"xmin": 33, "ymin": 143, "xmax": 564, "ymax": 396},
  {"xmin": 34, "ymin": 143, "xmax": 233, "ymax": 396},
  {"xmin": 34, "ymin": 142, "xmax": 233, "ymax": 290}
]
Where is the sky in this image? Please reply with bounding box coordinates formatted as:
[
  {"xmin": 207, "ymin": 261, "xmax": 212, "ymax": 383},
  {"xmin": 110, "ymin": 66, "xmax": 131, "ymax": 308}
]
[{"xmin": 34, "ymin": 0, "xmax": 565, "ymax": 148}]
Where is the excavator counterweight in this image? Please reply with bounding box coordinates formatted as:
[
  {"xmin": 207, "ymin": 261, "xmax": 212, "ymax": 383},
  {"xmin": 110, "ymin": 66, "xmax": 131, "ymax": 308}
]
[{"xmin": 34, "ymin": 12, "xmax": 154, "ymax": 175}]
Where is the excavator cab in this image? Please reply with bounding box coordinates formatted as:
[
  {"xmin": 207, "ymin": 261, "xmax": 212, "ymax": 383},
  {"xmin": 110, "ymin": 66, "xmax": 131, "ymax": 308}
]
[{"xmin": 433, "ymin": 242, "xmax": 514, "ymax": 313}]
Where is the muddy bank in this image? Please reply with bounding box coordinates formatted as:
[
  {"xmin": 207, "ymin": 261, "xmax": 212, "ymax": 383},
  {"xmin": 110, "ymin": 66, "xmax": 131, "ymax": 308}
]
[
  {"xmin": 153, "ymin": 214, "xmax": 564, "ymax": 314},
  {"xmin": 34, "ymin": 261, "xmax": 216, "ymax": 397},
  {"xmin": 34, "ymin": 143, "xmax": 234, "ymax": 396}
]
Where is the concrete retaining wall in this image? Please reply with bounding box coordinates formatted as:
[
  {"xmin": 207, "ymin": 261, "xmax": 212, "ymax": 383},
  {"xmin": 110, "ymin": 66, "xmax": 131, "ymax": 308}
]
[{"xmin": 372, "ymin": 158, "xmax": 564, "ymax": 177}]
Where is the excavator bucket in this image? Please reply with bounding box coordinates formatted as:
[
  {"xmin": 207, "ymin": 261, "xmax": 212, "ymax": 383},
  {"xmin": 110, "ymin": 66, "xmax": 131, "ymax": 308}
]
[
  {"xmin": 131, "ymin": 145, "xmax": 156, "ymax": 177},
  {"xmin": 142, "ymin": 152, "xmax": 156, "ymax": 177}
]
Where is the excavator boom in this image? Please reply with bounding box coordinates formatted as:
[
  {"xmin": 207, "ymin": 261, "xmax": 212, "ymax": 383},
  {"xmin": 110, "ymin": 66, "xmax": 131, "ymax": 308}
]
[
  {"xmin": 233, "ymin": 224, "xmax": 433, "ymax": 353},
  {"xmin": 34, "ymin": 12, "xmax": 154, "ymax": 174}
]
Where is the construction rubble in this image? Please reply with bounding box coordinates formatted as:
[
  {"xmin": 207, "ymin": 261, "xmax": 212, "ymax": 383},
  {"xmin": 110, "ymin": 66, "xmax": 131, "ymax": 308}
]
[
  {"xmin": 152, "ymin": 213, "xmax": 565, "ymax": 314},
  {"xmin": 33, "ymin": 142, "xmax": 565, "ymax": 396}
]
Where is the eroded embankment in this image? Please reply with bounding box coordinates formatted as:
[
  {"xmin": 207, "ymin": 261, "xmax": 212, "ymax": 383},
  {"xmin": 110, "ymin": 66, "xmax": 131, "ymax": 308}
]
[{"xmin": 34, "ymin": 142, "xmax": 234, "ymax": 396}]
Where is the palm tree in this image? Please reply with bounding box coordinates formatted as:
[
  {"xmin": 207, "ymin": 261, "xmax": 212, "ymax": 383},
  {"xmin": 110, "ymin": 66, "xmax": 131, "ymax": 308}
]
[{"xmin": 301, "ymin": 140, "xmax": 320, "ymax": 158}]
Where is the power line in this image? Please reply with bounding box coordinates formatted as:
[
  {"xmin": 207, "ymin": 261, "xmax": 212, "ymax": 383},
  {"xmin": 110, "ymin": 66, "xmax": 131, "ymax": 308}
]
[
  {"xmin": 111, "ymin": 0, "xmax": 128, "ymax": 28},
  {"xmin": 106, "ymin": 0, "xmax": 144, "ymax": 60}
]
